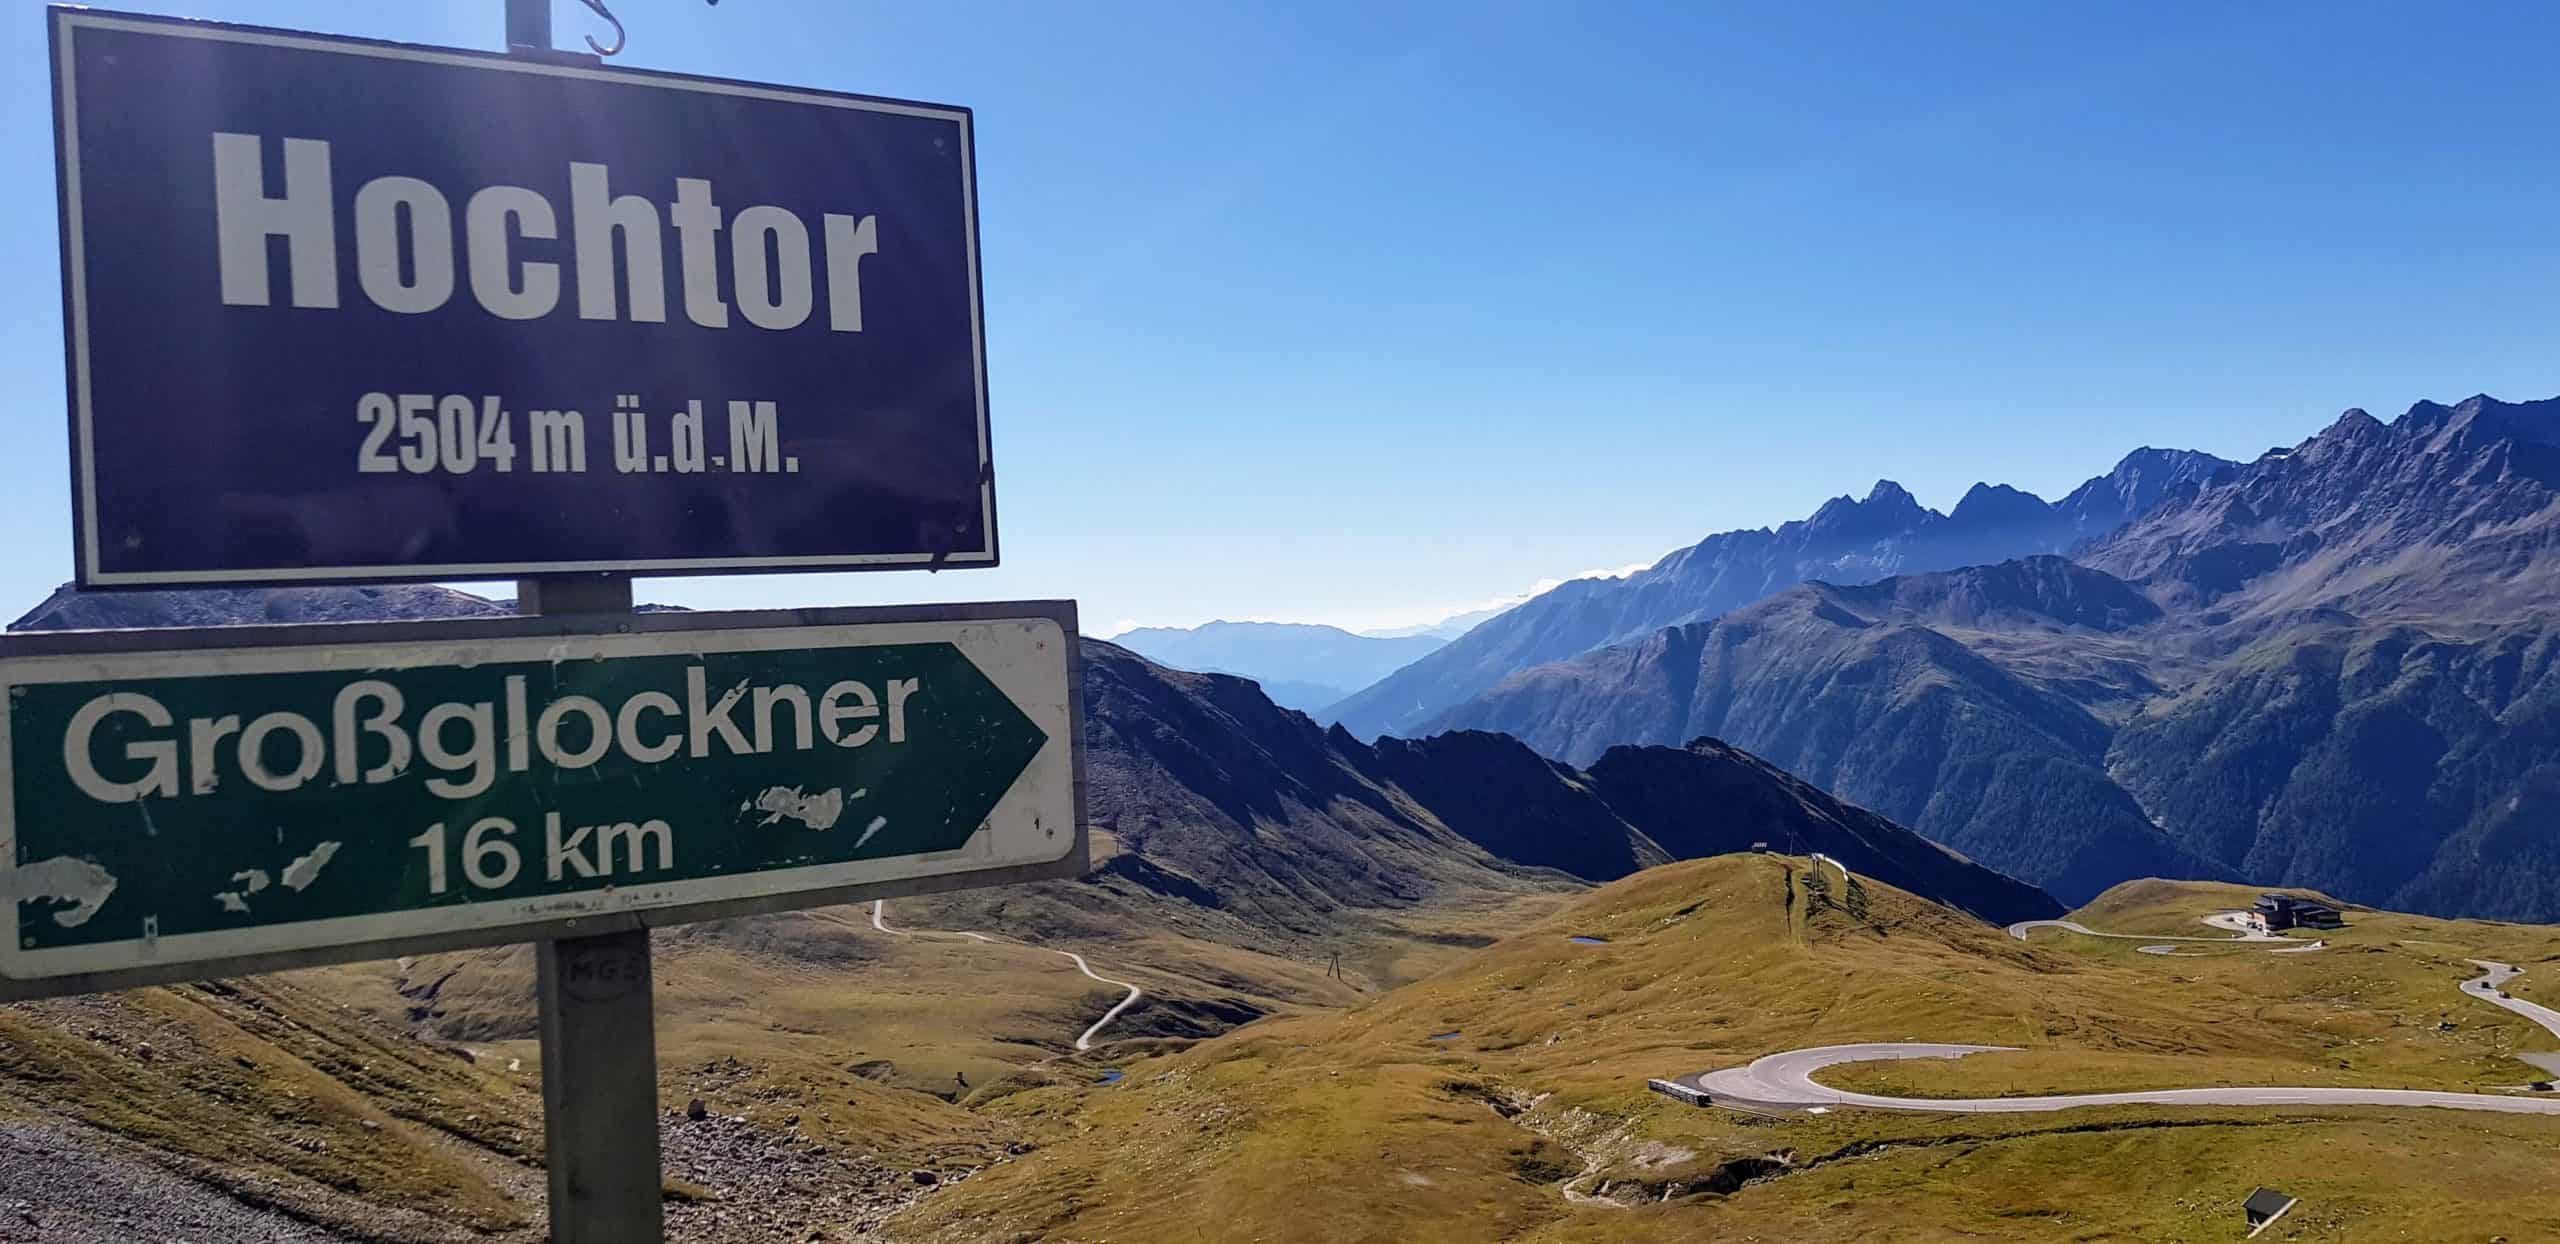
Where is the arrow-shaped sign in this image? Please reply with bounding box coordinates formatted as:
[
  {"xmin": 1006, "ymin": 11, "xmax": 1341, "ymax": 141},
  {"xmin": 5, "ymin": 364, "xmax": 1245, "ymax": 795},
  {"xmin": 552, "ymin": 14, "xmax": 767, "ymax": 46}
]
[{"xmin": 0, "ymin": 610, "xmax": 1082, "ymax": 993}]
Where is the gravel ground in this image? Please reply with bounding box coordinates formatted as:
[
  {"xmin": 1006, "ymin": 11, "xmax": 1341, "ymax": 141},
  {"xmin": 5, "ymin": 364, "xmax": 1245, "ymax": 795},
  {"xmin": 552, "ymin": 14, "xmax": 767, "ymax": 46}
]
[
  {"xmin": 0, "ymin": 1120, "xmax": 359, "ymax": 1244},
  {"xmin": 0, "ymin": 1110, "xmax": 981, "ymax": 1244},
  {"xmin": 662, "ymin": 1110, "xmax": 977, "ymax": 1243}
]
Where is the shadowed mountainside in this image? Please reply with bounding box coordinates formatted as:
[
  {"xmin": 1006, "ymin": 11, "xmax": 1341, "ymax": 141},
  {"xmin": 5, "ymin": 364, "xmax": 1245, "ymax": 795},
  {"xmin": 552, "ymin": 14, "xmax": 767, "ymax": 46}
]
[
  {"xmin": 1435, "ymin": 558, "xmax": 2225, "ymax": 903},
  {"xmin": 990, "ymin": 641, "xmax": 2060, "ymax": 929}
]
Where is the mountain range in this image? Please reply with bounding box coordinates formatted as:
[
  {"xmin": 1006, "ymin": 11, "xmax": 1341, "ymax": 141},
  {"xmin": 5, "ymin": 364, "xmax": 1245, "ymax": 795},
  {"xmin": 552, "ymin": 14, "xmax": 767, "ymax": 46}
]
[
  {"xmin": 11, "ymin": 585, "xmax": 2060, "ymax": 944},
  {"xmin": 1326, "ymin": 447, "xmax": 2236, "ymax": 740},
  {"xmin": 1104, "ymin": 620, "xmax": 1447, "ymax": 715},
  {"xmin": 1436, "ymin": 395, "xmax": 2560, "ymax": 919}
]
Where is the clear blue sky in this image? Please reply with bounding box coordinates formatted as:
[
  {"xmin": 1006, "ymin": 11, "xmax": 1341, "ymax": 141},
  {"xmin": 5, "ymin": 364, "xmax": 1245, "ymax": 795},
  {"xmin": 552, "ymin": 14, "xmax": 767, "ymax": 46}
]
[{"xmin": 7, "ymin": 1, "xmax": 2560, "ymax": 635}]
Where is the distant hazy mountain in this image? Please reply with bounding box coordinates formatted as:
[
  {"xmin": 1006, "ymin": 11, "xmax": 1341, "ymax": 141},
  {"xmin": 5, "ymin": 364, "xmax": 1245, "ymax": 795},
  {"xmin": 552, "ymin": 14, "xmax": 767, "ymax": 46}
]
[
  {"xmin": 1327, "ymin": 448, "xmax": 2237, "ymax": 741},
  {"xmin": 1106, "ymin": 620, "xmax": 1445, "ymax": 715},
  {"xmin": 1358, "ymin": 605, "xmax": 1511, "ymax": 642},
  {"xmin": 1437, "ymin": 394, "xmax": 2560, "ymax": 920}
]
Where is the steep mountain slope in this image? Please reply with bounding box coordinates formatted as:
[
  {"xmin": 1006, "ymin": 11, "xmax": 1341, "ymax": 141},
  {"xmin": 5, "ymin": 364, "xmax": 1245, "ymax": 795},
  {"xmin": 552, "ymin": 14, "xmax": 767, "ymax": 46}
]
[
  {"xmin": 1067, "ymin": 641, "xmax": 1581, "ymax": 941},
  {"xmin": 1438, "ymin": 559, "xmax": 2221, "ymax": 902},
  {"xmin": 1075, "ymin": 641, "xmax": 2057, "ymax": 927},
  {"xmin": 0, "ymin": 975, "xmax": 544, "ymax": 1240},
  {"xmin": 1328, "ymin": 448, "xmax": 2233, "ymax": 739},
  {"xmin": 1440, "ymin": 394, "xmax": 2560, "ymax": 921},
  {"xmin": 2108, "ymin": 620, "xmax": 2560, "ymax": 918},
  {"xmin": 1580, "ymin": 737, "xmax": 2064, "ymax": 921},
  {"xmin": 2075, "ymin": 396, "xmax": 2560, "ymax": 917},
  {"xmin": 1106, "ymin": 620, "xmax": 1445, "ymax": 715}
]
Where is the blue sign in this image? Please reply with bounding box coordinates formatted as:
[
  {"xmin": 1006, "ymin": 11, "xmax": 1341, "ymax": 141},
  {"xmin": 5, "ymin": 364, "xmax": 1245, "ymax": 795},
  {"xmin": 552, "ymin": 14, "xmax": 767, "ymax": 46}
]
[{"xmin": 49, "ymin": 9, "xmax": 996, "ymax": 587}]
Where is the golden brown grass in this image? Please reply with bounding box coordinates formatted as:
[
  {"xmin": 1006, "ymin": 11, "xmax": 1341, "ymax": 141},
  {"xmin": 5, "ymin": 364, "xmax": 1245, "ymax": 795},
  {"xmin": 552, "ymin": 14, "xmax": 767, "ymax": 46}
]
[
  {"xmin": 307, "ymin": 901, "xmax": 1371, "ymax": 1168},
  {"xmin": 1828, "ymin": 881, "xmax": 2560, "ymax": 1098},
  {"xmin": 893, "ymin": 856, "xmax": 2560, "ymax": 1243},
  {"xmin": 11, "ymin": 861, "xmax": 2555, "ymax": 1242},
  {"xmin": 0, "ymin": 891, "xmax": 1411, "ymax": 1234},
  {"xmin": 0, "ymin": 977, "xmax": 535, "ymax": 1232}
]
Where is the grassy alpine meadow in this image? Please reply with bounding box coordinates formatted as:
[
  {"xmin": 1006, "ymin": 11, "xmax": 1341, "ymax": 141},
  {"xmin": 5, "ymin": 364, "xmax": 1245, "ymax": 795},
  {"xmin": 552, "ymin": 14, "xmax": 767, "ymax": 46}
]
[
  {"xmin": 0, "ymin": 880, "xmax": 1489, "ymax": 1239},
  {"xmin": 891, "ymin": 855, "xmax": 2560, "ymax": 1243},
  {"xmin": 1826, "ymin": 881, "xmax": 2560, "ymax": 1100},
  {"xmin": 304, "ymin": 899, "xmax": 1383, "ymax": 1166}
]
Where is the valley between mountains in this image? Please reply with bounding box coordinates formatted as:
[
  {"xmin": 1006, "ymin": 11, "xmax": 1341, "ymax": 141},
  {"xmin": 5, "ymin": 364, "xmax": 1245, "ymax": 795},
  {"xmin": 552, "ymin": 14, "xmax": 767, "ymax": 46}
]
[{"xmin": 7, "ymin": 393, "xmax": 2560, "ymax": 1242}]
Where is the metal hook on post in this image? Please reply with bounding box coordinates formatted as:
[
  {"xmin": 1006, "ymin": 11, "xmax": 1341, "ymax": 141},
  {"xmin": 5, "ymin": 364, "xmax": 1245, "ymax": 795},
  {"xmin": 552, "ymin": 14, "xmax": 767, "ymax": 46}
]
[{"xmin": 576, "ymin": 0, "xmax": 626, "ymax": 57}]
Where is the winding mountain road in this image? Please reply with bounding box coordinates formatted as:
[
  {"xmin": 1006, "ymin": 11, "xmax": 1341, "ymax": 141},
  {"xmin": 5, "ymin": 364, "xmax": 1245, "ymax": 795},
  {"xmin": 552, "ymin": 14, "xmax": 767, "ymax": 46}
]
[
  {"xmin": 1682, "ymin": 940, "xmax": 2560, "ymax": 1116},
  {"xmin": 1683, "ymin": 1039, "xmax": 2560, "ymax": 1116},
  {"xmin": 2006, "ymin": 916, "xmax": 2296, "ymax": 946},
  {"xmin": 2009, "ymin": 911, "xmax": 2331, "ymax": 958},
  {"xmin": 870, "ymin": 901, "xmax": 1145, "ymax": 1051},
  {"xmin": 2466, "ymin": 960, "xmax": 2560, "ymax": 1044}
]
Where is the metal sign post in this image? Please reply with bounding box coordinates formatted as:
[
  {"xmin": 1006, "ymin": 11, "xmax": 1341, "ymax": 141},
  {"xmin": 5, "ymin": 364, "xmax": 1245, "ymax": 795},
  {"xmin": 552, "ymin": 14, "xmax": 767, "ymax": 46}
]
[
  {"xmin": 537, "ymin": 926, "xmax": 660, "ymax": 1239},
  {"xmin": 523, "ymin": 569, "xmax": 659, "ymax": 1243},
  {"xmin": 503, "ymin": 0, "xmax": 549, "ymax": 53},
  {"xmin": 538, "ymin": 925, "xmax": 661, "ymax": 1241}
]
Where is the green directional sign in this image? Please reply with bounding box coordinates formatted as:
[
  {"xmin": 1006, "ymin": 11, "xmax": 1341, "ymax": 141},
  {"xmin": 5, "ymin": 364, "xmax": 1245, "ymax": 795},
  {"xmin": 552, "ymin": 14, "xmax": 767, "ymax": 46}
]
[{"xmin": 0, "ymin": 609, "xmax": 1084, "ymax": 993}]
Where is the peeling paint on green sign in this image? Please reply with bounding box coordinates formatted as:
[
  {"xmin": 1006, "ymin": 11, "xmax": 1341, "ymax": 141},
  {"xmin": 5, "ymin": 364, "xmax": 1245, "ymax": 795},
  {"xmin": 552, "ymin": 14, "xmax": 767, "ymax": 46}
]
[{"xmin": 0, "ymin": 615, "xmax": 1078, "ymax": 984}]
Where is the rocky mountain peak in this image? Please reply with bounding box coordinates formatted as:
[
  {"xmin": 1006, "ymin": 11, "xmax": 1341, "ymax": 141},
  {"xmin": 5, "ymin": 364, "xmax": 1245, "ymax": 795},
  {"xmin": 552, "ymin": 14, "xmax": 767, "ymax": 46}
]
[
  {"xmin": 1333, "ymin": 446, "xmax": 2231, "ymax": 741},
  {"xmin": 2437, "ymin": 393, "xmax": 2560, "ymax": 451},
  {"xmin": 1864, "ymin": 478, "xmax": 1922, "ymax": 509},
  {"xmin": 1807, "ymin": 480, "xmax": 1932, "ymax": 538},
  {"xmin": 1949, "ymin": 482, "xmax": 2052, "ymax": 528},
  {"xmin": 2082, "ymin": 391, "xmax": 2560, "ymax": 618},
  {"xmin": 2106, "ymin": 445, "xmax": 2233, "ymax": 486},
  {"xmin": 2052, "ymin": 447, "xmax": 2237, "ymax": 536}
]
